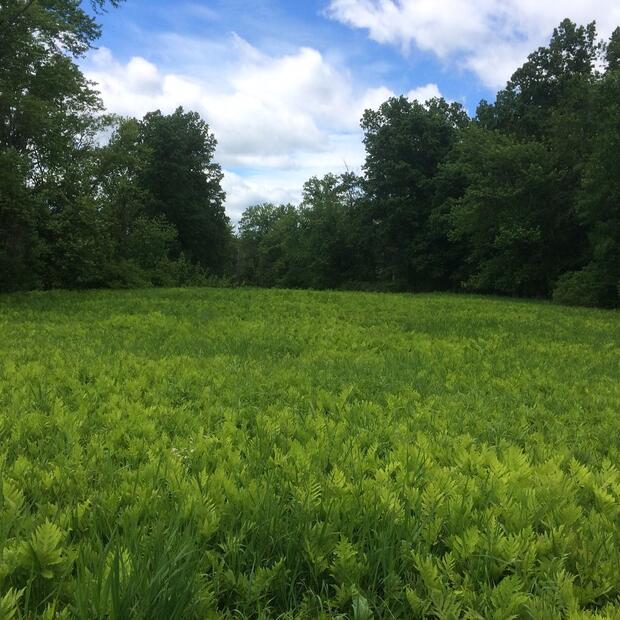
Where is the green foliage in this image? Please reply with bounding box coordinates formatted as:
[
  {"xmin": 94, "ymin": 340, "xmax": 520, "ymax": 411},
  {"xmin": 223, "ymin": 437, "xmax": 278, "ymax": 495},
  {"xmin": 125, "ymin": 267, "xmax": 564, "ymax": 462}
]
[
  {"xmin": 0, "ymin": 287, "xmax": 618, "ymax": 617},
  {"xmin": 361, "ymin": 96, "xmax": 470, "ymax": 289},
  {"xmin": 0, "ymin": 149, "xmax": 43, "ymax": 291},
  {"xmin": 552, "ymin": 265, "xmax": 616, "ymax": 308},
  {"xmin": 237, "ymin": 203, "xmax": 300, "ymax": 286},
  {"xmin": 0, "ymin": 0, "xmax": 117, "ymax": 293},
  {"xmin": 237, "ymin": 174, "xmax": 366, "ymax": 289},
  {"xmin": 234, "ymin": 20, "xmax": 619, "ymax": 308},
  {"xmin": 19, "ymin": 522, "xmax": 66, "ymax": 580},
  {"xmin": 572, "ymin": 64, "xmax": 620, "ymax": 308},
  {"xmin": 139, "ymin": 107, "xmax": 232, "ymax": 273},
  {"xmin": 297, "ymin": 173, "xmax": 366, "ymax": 289},
  {"xmin": 442, "ymin": 127, "xmax": 562, "ymax": 296},
  {"xmin": 0, "ymin": 0, "xmax": 233, "ymax": 294},
  {"xmin": 477, "ymin": 19, "xmax": 599, "ymax": 138},
  {"xmin": 607, "ymin": 27, "xmax": 620, "ymax": 70},
  {"xmin": 0, "ymin": 588, "xmax": 22, "ymax": 620},
  {"xmin": 2, "ymin": 6, "xmax": 619, "ymax": 308}
]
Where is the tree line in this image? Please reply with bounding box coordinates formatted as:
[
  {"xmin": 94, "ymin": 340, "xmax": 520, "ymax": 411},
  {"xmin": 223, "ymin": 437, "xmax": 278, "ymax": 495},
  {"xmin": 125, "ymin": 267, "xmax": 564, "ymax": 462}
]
[
  {"xmin": 238, "ymin": 21, "xmax": 620, "ymax": 308},
  {"xmin": 1, "ymin": 1, "xmax": 618, "ymax": 307}
]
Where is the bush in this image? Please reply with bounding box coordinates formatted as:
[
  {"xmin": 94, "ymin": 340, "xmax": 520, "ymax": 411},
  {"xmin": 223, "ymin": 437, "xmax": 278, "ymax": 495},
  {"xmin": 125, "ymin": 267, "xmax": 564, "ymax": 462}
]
[{"xmin": 552, "ymin": 263, "xmax": 618, "ymax": 308}]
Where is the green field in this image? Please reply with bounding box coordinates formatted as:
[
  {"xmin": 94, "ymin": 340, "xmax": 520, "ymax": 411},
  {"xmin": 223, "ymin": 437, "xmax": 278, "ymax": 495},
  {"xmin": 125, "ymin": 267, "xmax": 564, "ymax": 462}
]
[{"xmin": 0, "ymin": 288, "xmax": 619, "ymax": 619}]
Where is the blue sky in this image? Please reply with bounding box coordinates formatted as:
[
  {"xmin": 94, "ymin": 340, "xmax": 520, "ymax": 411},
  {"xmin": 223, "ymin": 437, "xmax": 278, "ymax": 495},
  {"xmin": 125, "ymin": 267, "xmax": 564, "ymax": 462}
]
[{"xmin": 84, "ymin": 0, "xmax": 620, "ymax": 219}]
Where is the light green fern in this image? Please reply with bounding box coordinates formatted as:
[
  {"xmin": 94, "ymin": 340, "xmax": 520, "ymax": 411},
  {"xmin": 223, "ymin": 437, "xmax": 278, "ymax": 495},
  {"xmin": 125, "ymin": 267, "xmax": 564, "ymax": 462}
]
[
  {"xmin": 20, "ymin": 521, "xmax": 65, "ymax": 579},
  {"xmin": 0, "ymin": 588, "xmax": 22, "ymax": 620}
]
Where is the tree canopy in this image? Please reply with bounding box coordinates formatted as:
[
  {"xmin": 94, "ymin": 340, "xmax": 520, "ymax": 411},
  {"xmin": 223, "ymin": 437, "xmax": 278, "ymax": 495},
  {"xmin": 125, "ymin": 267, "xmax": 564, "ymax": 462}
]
[{"xmin": 0, "ymin": 0, "xmax": 232, "ymax": 290}]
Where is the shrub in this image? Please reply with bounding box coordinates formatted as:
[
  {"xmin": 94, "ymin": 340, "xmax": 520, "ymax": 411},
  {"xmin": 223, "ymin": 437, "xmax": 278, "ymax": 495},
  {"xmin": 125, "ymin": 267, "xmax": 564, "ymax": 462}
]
[{"xmin": 552, "ymin": 263, "xmax": 618, "ymax": 307}]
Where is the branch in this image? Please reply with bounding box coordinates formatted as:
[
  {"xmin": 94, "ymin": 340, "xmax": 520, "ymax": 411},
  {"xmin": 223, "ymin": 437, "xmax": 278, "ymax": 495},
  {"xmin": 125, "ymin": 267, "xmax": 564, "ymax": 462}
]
[{"xmin": 0, "ymin": 0, "xmax": 37, "ymax": 37}]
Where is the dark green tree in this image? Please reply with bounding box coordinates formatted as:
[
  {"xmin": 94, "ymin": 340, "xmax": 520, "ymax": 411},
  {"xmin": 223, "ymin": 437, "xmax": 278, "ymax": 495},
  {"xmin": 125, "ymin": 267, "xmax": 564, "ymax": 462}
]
[
  {"xmin": 237, "ymin": 203, "xmax": 302, "ymax": 287},
  {"xmin": 361, "ymin": 96, "xmax": 469, "ymax": 289},
  {"xmin": 139, "ymin": 108, "xmax": 233, "ymax": 274},
  {"xmin": 607, "ymin": 27, "xmax": 620, "ymax": 70},
  {"xmin": 297, "ymin": 173, "xmax": 365, "ymax": 289},
  {"xmin": 477, "ymin": 19, "xmax": 599, "ymax": 139},
  {"xmin": 0, "ymin": 149, "xmax": 43, "ymax": 290},
  {"xmin": 469, "ymin": 20, "xmax": 605, "ymax": 300},
  {"xmin": 558, "ymin": 42, "xmax": 620, "ymax": 307},
  {"xmin": 0, "ymin": 0, "xmax": 122, "ymax": 291},
  {"xmin": 237, "ymin": 203, "xmax": 287, "ymax": 284},
  {"xmin": 442, "ymin": 127, "xmax": 566, "ymax": 296},
  {"xmin": 93, "ymin": 117, "xmax": 179, "ymax": 287}
]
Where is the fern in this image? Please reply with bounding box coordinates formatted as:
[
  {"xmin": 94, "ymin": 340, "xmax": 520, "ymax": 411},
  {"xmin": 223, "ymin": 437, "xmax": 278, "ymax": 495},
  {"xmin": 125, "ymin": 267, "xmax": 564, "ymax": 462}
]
[
  {"xmin": 0, "ymin": 288, "xmax": 619, "ymax": 617},
  {"xmin": 20, "ymin": 521, "xmax": 65, "ymax": 579},
  {"xmin": 0, "ymin": 588, "xmax": 22, "ymax": 620}
]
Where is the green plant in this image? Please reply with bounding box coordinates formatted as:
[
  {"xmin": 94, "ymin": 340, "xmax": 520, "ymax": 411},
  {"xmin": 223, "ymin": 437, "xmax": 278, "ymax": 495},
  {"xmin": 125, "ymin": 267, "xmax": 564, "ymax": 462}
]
[{"xmin": 0, "ymin": 287, "xmax": 617, "ymax": 617}]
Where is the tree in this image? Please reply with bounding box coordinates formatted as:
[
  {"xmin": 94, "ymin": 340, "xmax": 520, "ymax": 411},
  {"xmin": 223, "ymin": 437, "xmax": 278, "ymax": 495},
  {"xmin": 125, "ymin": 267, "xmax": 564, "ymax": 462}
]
[
  {"xmin": 139, "ymin": 108, "xmax": 233, "ymax": 274},
  {"xmin": 237, "ymin": 203, "xmax": 302, "ymax": 287},
  {"xmin": 93, "ymin": 117, "xmax": 179, "ymax": 287},
  {"xmin": 237, "ymin": 203, "xmax": 287, "ymax": 284},
  {"xmin": 607, "ymin": 27, "xmax": 620, "ymax": 70},
  {"xmin": 0, "ymin": 0, "xmax": 121, "ymax": 192},
  {"xmin": 565, "ymin": 46, "xmax": 620, "ymax": 307},
  {"xmin": 237, "ymin": 174, "xmax": 366, "ymax": 290},
  {"xmin": 297, "ymin": 173, "xmax": 365, "ymax": 289},
  {"xmin": 477, "ymin": 20, "xmax": 599, "ymax": 139},
  {"xmin": 442, "ymin": 127, "xmax": 565, "ymax": 297},
  {"xmin": 0, "ymin": 0, "xmax": 122, "ymax": 291},
  {"xmin": 1, "ymin": 1, "xmax": 236, "ymax": 291},
  {"xmin": 467, "ymin": 19, "xmax": 608, "ymax": 301},
  {"xmin": 0, "ymin": 149, "xmax": 42, "ymax": 290},
  {"xmin": 361, "ymin": 96, "xmax": 469, "ymax": 289}
]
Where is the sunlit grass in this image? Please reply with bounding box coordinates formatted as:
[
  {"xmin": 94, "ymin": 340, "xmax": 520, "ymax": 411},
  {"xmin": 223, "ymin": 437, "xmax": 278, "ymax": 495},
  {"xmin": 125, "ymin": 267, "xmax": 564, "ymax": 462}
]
[{"xmin": 0, "ymin": 287, "xmax": 618, "ymax": 618}]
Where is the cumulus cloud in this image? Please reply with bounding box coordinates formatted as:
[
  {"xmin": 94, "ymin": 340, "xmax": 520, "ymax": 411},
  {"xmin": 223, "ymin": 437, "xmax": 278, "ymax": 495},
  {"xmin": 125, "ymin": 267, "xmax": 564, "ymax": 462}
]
[
  {"xmin": 327, "ymin": 0, "xmax": 620, "ymax": 87},
  {"xmin": 85, "ymin": 35, "xmax": 425, "ymax": 217},
  {"xmin": 221, "ymin": 131, "xmax": 368, "ymax": 223},
  {"xmin": 407, "ymin": 83, "xmax": 442, "ymax": 102},
  {"xmin": 221, "ymin": 171, "xmax": 302, "ymax": 223},
  {"xmin": 86, "ymin": 39, "xmax": 365, "ymax": 166}
]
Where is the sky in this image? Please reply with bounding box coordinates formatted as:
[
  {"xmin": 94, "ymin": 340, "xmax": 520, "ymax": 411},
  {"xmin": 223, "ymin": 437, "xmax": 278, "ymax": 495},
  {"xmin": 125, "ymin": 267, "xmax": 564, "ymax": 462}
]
[{"xmin": 83, "ymin": 0, "xmax": 620, "ymax": 221}]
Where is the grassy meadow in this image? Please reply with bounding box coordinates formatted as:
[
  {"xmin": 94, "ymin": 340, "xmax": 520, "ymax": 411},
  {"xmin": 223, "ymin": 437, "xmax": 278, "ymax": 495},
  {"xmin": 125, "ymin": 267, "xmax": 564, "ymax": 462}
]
[{"xmin": 0, "ymin": 287, "xmax": 619, "ymax": 619}]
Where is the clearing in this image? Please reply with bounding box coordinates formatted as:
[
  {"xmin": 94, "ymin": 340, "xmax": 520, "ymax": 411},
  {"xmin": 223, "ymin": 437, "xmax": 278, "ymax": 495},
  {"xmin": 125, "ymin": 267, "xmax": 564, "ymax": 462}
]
[{"xmin": 0, "ymin": 288, "xmax": 618, "ymax": 618}]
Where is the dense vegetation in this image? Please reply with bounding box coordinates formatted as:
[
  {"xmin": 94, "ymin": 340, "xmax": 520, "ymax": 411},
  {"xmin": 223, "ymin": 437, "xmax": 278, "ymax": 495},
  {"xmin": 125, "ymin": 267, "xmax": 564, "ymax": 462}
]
[
  {"xmin": 2, "ymin": 5, "xmax": 619, "ymax": 618},
  {"xmin": 237, "ymin": 23, "xmax": 620, "ymax": 308},
  {"xmin": 0, "ymin": 288, "xmax": 618, "ymax": 618},
  {"xmin": 1, "ymin": 1, "xmax": 619, "ymax": 307},
  {"xmin": 0, "ymin": 0, "xmax": 232, "ymax": 291}
]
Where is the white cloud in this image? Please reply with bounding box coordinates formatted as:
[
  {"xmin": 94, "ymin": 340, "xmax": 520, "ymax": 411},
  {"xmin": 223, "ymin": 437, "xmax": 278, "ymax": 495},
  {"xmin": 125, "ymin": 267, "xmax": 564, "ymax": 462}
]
[
  {"xmin": 358, "ymin": 86, "xmax": 395, "ymax": 115},
  {"xmin": 221, "ymin": 131, "xmax": 367, "ymax": 223},
  {"xmin": 328, "ymin": 0, "xmax": 620, "ymax": 87},
  {"xmin": 407, "ymin": 83, "xmax": 442, "ymax": 102},
  {"xmin": 86, "ymin": 39, "xmax": 362, "ymax": 165},
  {"xmin": 85, "ymin": 36, "xmax": 426, "ymax": 218},
  {"xmin": 221, "ymin": 171, "xmax": 302, "ymax": 223}
]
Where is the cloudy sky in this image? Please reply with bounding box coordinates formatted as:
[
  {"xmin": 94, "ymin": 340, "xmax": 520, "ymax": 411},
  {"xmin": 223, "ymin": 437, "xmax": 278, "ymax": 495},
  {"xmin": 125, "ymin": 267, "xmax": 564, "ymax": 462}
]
[{"xmin": 84, "ymin": 0, "xmax": 620, "ymax": 220}]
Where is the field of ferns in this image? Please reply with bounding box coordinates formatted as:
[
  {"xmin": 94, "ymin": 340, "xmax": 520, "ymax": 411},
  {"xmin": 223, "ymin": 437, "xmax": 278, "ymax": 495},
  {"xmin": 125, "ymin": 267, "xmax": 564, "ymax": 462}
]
[{"xmin": 0, "ymin": 287, "xmax": 619, "ymax": 619}]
